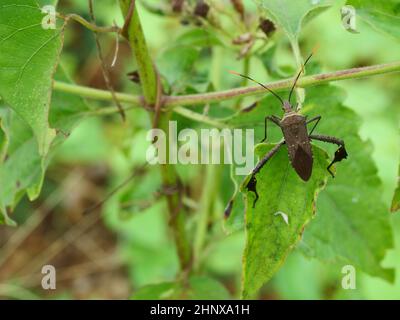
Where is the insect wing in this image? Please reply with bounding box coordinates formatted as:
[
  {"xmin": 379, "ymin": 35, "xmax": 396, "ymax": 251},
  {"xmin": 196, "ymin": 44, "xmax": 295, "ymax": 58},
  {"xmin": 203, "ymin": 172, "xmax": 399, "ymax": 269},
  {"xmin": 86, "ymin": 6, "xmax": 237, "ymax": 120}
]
[{"xmin": 292, "ymin": 145, "xmax": 313, "ymax": 181}]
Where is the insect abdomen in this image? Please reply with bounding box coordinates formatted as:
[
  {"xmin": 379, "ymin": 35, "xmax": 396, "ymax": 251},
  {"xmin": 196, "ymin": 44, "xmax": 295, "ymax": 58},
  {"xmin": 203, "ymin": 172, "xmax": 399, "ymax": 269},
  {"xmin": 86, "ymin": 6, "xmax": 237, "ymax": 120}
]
[{"xmin": 280, "ymin": 114, "xmax": 313, "ymax": 181}]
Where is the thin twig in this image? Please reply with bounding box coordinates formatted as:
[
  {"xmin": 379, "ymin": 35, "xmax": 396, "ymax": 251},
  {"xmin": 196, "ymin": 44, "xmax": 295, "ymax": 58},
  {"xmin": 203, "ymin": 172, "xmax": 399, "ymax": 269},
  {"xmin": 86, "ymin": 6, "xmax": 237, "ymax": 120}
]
[
  {"xmin": 111, "ymin": 21, "xmax": 120, "ymax": 67},
  {"xmin": 60, "ymin": 13, "xmax": 120, "ymax": 33},
  {"xmin": 88, "ymin": 0, "xmax": 126, "ymax": 121}
]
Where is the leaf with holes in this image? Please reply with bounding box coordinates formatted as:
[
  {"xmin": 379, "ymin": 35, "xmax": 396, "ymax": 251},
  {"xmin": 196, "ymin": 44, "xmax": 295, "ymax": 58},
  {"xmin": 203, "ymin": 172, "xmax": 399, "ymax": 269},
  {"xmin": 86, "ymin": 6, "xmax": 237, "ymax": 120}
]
[
  {"xmin": 300, "ymin": 85, "xmax": 395, "ymax": 283},
  {"xmin": 223, "ymin": 85, "xmax": 394, "ymax": 284},
  {"xmin": 0, "ymin": 67, "xmax": 90, "ymax": 225},
  {"xmin": 253, "ymin": 0, "xmax": 333, "ymax": 43},
  {"xmin": 241, "ymin": 143, "xmax": 330, "ymax": 299},
  {"xmin": 0, "ymin": 0, "xmax": 64, "ymax": 156},
  {"xmin": 0, "ymin": 105, "xmax": 42, "ymax": 226}
]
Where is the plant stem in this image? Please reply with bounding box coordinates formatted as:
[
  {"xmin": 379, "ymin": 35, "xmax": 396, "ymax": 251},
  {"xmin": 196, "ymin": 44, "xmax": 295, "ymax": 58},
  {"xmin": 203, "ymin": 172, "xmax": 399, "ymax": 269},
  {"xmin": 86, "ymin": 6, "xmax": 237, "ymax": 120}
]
[
  {"xmin": 54, "ymin": 60, "xmax": 400, "ymax": 109},
  {"xmin": 84, "ymin": 105, "xmax": 226, "ymax": 127},
  {"xmin": 60, "ymin": 13, "xmax": 120, "ymax": 33},
  {"xmin": 234, "ymin": 55, "xmax": 250, "ymax": 109},
  {"xmin": 290, "ymin": 40, "xmax": 303, "ymax": 68},
  {"xmin": 241, "ymin": 56, "xmax": 250, "ymax": 86},
  {"xmin": 119, "ymin": 1, "xmax": 192, "ymax": 272},
  {"xmin": 53, "ymin": 81, "xmax": 142, "ymax": 105},
  {"xmin": 210, "ymin": 47, "xmax": 223, "ymax": 89},
  {"xmin": 193, "ymin": 164, "xmax": 220, "ymax": 270},
  {"xmin": 119, "ymin": 0, "xmax": 158, "ymax": 104},
  {"xmin": 165, "ymin": 60, "xmax": 400, "ymax": 107},
  {"xmin": 158, "ymin": 114, "xmax": 192, "ymax": 271}
]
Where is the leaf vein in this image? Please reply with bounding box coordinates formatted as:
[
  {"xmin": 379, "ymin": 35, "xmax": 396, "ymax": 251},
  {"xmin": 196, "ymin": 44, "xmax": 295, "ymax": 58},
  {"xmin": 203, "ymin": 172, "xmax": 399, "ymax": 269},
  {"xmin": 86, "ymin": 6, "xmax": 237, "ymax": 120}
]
[
  {"xmin": 0, "ymin": 23, "xmax": 42, "ymax": 45},
  {"xmin": 16, "ymin": 31, "xmax": 61, "ymax": 85}
]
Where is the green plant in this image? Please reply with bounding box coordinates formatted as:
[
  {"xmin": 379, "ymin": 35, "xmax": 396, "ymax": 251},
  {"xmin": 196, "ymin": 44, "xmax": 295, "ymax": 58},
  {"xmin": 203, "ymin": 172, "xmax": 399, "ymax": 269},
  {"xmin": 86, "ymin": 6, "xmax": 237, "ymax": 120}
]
[{"xmin": 0, "ymin": 0, "xmax": 399, "ymax": 299}]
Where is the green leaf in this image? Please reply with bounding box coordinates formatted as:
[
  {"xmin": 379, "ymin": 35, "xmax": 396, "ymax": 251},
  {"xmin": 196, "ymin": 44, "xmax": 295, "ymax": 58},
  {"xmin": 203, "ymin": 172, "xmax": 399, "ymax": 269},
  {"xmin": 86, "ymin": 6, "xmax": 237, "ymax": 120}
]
[
  {"xmin": 258, "ymin": 45, "xmax": 295, "ymax": 79},
  {"xmin": 0, "ymin": 0, "xmax": 64, "ymax": 156},
  {"xmin": 0, "ymin": 67, "xmax": 89, "ymax": 225},
  {"xmin": 187, "ymin": 276, "xmax": 230, "ymax": 300},
  {"xmin": 300, "ymin": 85, "xmax": 395, "ymax": 283},
  {"xmin": 347, "ymin": 0, "xmax": 400, "ymax": 40},
  {"xmin": 156, "ymin": 28, "xmax": 219, "ymax": 94},
  {"xmin": 175, "ymin": 28, "xmax": 222, "ymax": 48},
  {"xmin": 223, "ymin": 188, "xmax": 246, "ymax": 234},
  {"xmin": 0, "ymin": 106, "xmax": 42, "ymax": 226},
  {"xmin": 391, "ymin": 164, "xmax": 400, "ymax": 212},
  {"xmin": 222, "ymin": 157, "xmax": 246, "ymax": 234},
  {"xmin": 49, "ymin": 67, "xmax": 92, "ymax": 133},
  {"xmin": 253, "ymin": 0, "xmax": 333, "ymax": 42},
  {"xmin": 157, "ymin": 45, "xmax": 200, "ymax": 92},
  {"xmin": 225, "ymin": 85, "xmax": 395, "ymax": 288},
  {"xmin": 132, "ymin": 282, "xmax": 181, "ymax": 300},
  {"xmin": 242, "ymin": 144, "xmax": 330, "ymax": 299},
  {"xmin": 223, "ymin": 97, "xmax": 284, "ymax": 234},
  {"xmin": 132, "ymin": 276, "xmax": 230, "ymax": 300}
]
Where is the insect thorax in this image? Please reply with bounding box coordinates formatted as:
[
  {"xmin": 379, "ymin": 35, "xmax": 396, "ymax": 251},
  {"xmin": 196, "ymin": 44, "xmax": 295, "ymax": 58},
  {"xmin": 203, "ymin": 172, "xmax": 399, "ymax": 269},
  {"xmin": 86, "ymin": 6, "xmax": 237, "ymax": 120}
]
[
  {"xmin": 280, "ymin": 113, "xmax": 309, "ymax": 144},
  {"xmin": 280, "ymin": 113, "xmax": 306, "ymax": 129}
]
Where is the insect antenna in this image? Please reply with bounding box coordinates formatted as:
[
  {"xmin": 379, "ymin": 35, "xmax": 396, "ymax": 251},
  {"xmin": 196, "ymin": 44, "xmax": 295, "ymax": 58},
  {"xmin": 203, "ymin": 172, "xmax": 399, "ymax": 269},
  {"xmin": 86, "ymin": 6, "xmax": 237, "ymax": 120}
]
[
  {"xmin": 288, "ymin": 48, "xmax": 316, "ymax": 104},
  {"xmin": 229, "ymin": 70, "xmax": 284, "ymax": 106}
]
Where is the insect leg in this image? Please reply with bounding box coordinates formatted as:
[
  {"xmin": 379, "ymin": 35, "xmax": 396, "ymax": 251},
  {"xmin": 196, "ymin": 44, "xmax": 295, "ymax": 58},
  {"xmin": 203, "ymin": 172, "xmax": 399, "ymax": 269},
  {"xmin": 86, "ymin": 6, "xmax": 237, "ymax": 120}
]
[
  {"xmin": 309, "ymin": 134, "xmax": 345, "ymax": 147},
  {"xmin": 309, "ymin": 134, "xmax": 348, "ymax": 177},
  {"xmin": 261, "ymin": 115, "xmax": 281, "ymax": 143},
  {"xmin": 247, "ymin": 140, "xmax": 285, "ymax": 207},
  {"xmin": 306, "ymin": 115, "xmax": 321, "ymax": 135}
]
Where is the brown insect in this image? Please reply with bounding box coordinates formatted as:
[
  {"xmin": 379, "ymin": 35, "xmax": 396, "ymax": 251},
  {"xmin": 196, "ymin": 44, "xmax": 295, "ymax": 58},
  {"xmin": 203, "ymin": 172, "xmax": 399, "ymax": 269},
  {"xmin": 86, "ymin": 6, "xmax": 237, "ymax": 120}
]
[{"xmin": 230, "ymin": 51, "xmax": 348, "ymax": 207}]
